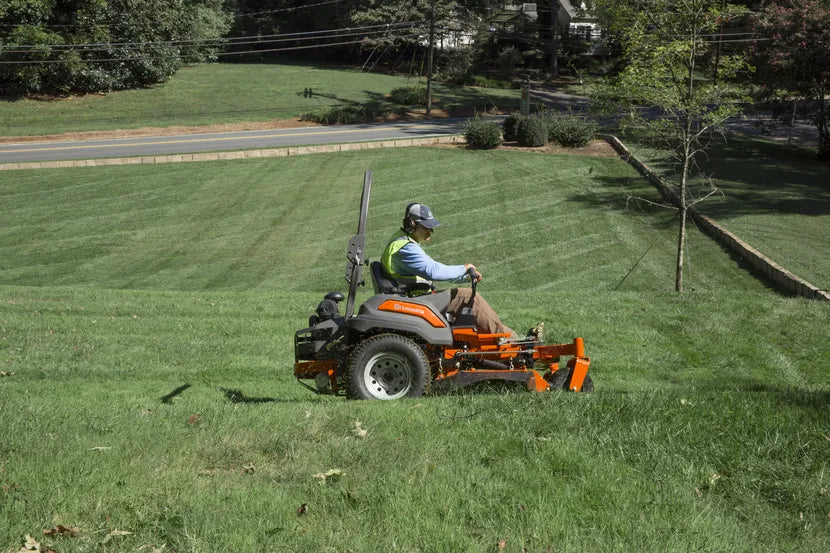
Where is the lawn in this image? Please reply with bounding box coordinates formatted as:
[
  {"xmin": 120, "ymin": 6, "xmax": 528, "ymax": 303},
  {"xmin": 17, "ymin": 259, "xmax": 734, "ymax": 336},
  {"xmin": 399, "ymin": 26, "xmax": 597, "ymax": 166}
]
[
  {"xmin": 623, "ymin": 134, "xmax": 830, "ymax": 291},
  {"xmin": 0, "ymin": 62, "xmax": 520, "ymax": 138},
  {"xmin": 1, "ymin": 147, "xmax": 828, "ymax": 552}
]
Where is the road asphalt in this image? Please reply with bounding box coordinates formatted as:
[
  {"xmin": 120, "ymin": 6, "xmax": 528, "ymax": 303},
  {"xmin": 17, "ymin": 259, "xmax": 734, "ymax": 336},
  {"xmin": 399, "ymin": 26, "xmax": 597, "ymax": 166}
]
[
  {"xmin": 0, "ymin": 90, "xmax": 819, "ymax": 163},
  {"xmin": 0, "ymin": 118, "xmax": 476, "ymax": 163}
]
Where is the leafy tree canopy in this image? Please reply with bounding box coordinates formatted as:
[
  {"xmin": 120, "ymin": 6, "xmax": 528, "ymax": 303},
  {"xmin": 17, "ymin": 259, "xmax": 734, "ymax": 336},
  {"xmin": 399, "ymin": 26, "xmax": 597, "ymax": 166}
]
[{"xmin": 1, "ymin": 0, "xmax": 231, "ymax": 95}]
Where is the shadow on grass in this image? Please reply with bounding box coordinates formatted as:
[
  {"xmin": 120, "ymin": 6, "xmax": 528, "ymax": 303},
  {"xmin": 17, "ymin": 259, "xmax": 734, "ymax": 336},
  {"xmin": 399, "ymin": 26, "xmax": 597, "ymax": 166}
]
[
  {"xmin": 161, "ymin": 383, "xmax": 191, "ymax": 403},
  {"xmin": 220, "ymin": 387, "xmax": 281, "ymax": 404},
  {"xmin": 624, "ymin": 135, "xmax": 830, "ymax": 220},
  {"xmin": 567, "ymin": 174, "xmax": 786, "ymax": 295}
]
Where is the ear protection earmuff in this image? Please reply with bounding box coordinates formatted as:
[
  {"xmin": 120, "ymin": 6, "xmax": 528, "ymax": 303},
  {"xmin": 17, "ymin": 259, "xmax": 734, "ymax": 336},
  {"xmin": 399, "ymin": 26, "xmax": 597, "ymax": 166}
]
[{"xmin": 402, "ymin": 202, "xmax": 418, "ymax": 233}]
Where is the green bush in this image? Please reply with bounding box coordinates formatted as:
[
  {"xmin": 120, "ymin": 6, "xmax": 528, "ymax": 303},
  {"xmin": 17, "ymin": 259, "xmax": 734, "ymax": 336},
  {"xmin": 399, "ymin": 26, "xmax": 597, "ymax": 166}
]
[
  {"xmin": 300, "ymin": 104, "xmax": 370, "ymax": 125},
  {"xmin": 516, "ymin": 115, "xmax": 548, "ymax": 147},
  {"xmin": 389, "ymin": 86, "xmax": 428, "ymax": 105},
  {"xmin": 546, "ymin": 112, "xmax": 598, "ymax": 148},
  {"xmin": 471, "ymin": 75, "xmax": 518, "ymax": 89},
  {"xmin": 463, "ymin": 118, "xmax": 503, "ymax": 149},
  {"xmin": 502, "ymin": 113, "xmax": 524, "ymax": 142}
]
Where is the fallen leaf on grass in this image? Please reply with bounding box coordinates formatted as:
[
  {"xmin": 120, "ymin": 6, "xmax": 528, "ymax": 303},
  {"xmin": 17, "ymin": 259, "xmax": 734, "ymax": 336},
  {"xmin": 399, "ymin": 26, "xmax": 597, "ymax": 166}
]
[
  {"xmin": 102, "ymin": 529, "xmax": 134, "ymax": 543},
  {"xmin": 0, "ymin": 371, "xmax": 16, "ymax": 377},
  {"xmin": 43, "ymin": 525, "xmax": 79, "ymax": 536},
  {"xmin": 695, "ymin": 487, "xmax": 703, "ymax": 497},
  {"xmin": 16, "ymin": 535, "xmax": 56, "ymax": 553},
  {"xmin": 241, "ymin": 463, "xmax": 255, "ymax": 475},
  {"xmin": 186, "ymin": 414, "xmax": 201, "ymax": 425},
  {"xmin": 313, "ymin": 469, "xmax": 344, "ymax": 484},
  {"xmin": 498, "ymin": 539, "xmax": 507, "ymax": 550},
  {"xmin": 353, "ymin": 420, "xmax": 368, "ymax": 438},
  {"xmin": 18, "ymin": 535, "xmax": 41, "ymax": 552},
  {"xmin": 138, "ymin": 545, "xmax": 167, "ymax": 553},
  {"xmin": 297, "ymin": 503, "xmax": 308, "ymax": 516}
]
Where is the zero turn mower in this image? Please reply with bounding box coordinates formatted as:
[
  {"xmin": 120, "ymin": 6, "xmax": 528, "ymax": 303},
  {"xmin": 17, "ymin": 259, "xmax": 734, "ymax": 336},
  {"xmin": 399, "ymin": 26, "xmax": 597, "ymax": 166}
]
[{"xmin": 294, "ymin": 171, "xmax": 592, "ymax": 399}]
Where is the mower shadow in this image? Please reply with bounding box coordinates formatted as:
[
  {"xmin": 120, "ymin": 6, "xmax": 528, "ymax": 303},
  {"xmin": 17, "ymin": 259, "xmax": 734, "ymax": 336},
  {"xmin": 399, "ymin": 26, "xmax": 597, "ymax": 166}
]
[{"xmin": 220, "ymin": 387, "xmax": 282, "ymax": 404}]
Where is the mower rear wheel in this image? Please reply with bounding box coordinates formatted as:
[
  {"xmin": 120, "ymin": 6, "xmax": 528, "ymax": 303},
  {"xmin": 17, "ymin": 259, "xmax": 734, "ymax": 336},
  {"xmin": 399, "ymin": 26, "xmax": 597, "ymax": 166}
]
[
  {"xmin": 547, "ymin": 368, "xmax": 594, "ymax": 393},
  {"xmin": 346, "ymin": 334, "xmax": 430, "ymax": 400}
]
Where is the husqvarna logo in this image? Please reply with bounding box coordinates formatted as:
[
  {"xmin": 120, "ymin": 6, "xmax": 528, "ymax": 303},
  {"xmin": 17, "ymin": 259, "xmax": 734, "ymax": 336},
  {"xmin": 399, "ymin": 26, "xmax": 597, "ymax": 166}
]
[
  {"xmin": 393, "ymin": 303, "xmax": 425, "ymax": 316},
  {"xmin": 377, "ymin": 299, "xmax": 446, "ymax": 328}
]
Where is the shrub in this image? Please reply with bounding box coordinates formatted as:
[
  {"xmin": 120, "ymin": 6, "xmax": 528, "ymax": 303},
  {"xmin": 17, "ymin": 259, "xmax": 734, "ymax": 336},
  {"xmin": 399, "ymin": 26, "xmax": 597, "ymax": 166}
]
[
  {"xmin": 471, "ymin": 75, "xmax": 518, "ymax": 89},
  {"xmin": 301, "ymin": 104, "xmax": 371, "ymax": 125},
  {"xmin": 516, "ymin": 115, "xmax": 548, "ymax": 147},
  {"xmin": 463, "ymin": 118, "xmax": 503, "ymax": 149},
  {"xmin": 546, "ymin": 113, "xmax": 598, "ymax": 148},
  {"xmin": 389, "ymin": 86, "xmax": 427, "ymax": 105},
  {"xmin": 502, "ymin": 113, "xmax": 524, "ymax": 142}
]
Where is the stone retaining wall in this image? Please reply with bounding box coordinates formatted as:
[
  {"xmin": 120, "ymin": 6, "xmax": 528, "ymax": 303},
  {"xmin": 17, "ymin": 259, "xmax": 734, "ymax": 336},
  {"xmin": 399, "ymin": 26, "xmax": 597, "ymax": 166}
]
[
  {"xmin": 603, "ymin": 134, "xmax": 829, "ymax": 301},
  {"xmin": 0, "ymin": 135, "xmax": 465, "ymax": 172}
]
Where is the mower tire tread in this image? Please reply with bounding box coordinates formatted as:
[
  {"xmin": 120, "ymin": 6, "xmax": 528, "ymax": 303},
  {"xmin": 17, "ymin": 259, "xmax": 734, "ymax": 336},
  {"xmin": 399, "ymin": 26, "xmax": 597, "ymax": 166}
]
[{"xmin": 346, "ymin": 333, "xmax": 430, "ymax": 400}]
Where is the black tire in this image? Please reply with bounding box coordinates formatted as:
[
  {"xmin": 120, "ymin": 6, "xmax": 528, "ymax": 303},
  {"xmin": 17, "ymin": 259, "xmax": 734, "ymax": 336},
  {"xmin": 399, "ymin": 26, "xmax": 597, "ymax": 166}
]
[
  {"xmin": 346, "ymin": 334, "xmax": 430, "ymax": 400},
  {"xmin": 546, "ymin": 368, "xmax": 594, "ymax": 393}
]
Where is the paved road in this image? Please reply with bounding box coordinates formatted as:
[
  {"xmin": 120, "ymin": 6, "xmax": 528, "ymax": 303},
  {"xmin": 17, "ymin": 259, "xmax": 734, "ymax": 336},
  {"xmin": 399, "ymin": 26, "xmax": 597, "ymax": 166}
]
[{"xmin": 0, "ymin": 118, "xmax": 477, "ymax": 163}]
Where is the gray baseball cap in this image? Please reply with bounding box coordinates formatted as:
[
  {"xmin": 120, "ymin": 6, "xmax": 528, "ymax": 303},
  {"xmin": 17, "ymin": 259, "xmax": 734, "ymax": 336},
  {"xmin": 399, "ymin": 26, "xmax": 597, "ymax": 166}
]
[{"xmin": 407, "ymin": 203, "xmax": 441, "ymax": 228}]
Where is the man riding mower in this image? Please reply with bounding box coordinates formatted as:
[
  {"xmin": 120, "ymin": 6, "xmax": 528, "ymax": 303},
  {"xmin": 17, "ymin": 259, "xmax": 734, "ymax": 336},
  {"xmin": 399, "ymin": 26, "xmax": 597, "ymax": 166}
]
[{"xmin": 293, "ymin": 171, "xmax": 592, "ymax": 399}]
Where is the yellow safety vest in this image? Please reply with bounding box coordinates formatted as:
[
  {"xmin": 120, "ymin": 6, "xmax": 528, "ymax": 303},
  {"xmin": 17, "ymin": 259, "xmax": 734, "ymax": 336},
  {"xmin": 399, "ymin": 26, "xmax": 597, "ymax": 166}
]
[{"xmin": 381, "ymin": 234, "xmax": 433, "ymax": 291}]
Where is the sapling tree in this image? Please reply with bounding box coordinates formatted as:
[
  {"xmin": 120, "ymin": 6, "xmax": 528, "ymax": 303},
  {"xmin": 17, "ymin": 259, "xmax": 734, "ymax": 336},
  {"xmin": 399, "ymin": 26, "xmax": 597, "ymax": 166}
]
[{"xmin": 593, "ymin": 0, "xmax": 751, "ymax": 292}]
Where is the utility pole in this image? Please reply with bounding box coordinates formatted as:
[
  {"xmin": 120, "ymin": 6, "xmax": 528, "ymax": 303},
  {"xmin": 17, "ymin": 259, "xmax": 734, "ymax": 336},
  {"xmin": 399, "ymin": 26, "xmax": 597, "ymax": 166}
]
[
  {"xmin": 549, "ymin": 0, "xmax": 560, "ymax": 78},
  {"xmin": 426, "ymin": 0, "xmax": 436, "ymax": 116}
]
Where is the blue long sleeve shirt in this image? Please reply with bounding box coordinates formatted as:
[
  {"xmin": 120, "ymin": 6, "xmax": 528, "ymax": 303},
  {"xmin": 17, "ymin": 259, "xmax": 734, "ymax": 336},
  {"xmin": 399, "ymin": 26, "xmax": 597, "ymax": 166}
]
[{"xmin": 391, "ymin": 241, "xmax": 469, "ymax": 283}]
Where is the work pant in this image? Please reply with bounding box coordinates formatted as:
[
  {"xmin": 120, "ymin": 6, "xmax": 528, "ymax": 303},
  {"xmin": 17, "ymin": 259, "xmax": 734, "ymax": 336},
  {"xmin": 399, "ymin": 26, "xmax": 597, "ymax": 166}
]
[{"xmin": 446, "ymin": 288, "xmax": 517, "ymax": 338}]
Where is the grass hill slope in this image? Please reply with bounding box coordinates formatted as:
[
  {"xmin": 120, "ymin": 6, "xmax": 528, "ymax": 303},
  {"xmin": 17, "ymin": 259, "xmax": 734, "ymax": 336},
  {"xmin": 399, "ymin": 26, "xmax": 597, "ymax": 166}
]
[{"xmin": 1, "ymin": 148, "xmax": 827, "ymax": 552}]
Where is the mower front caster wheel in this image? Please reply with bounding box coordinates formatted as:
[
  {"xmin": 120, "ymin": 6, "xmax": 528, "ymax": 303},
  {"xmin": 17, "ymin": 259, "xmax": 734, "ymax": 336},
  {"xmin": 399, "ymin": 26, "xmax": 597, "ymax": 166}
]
[
  {"xmin": 346, "ymin": 334, "xmax": 430, "ymax": 400},
  {"xmin": 547, "ymin": 368, "xmax": 594, "ymax": 393}
]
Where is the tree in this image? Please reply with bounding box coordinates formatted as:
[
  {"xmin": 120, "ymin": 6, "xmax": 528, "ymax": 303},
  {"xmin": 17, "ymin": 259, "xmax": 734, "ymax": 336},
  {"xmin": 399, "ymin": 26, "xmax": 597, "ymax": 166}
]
[
  {"xmin": 752, "ymin": 0, "xmax": 830, "ymax": 160},
  {"xmin": 593, "ymin": 0, "xmax": 751, "ymax": 291},
  {"xmin": 0, "ymin": 0, "xmax": 231, "ymax": 96}
]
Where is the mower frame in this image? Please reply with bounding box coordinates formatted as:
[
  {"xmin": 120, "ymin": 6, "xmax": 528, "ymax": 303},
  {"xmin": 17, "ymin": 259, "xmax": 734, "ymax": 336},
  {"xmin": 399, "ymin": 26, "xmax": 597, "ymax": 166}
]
[{"xmin": 293, "ymin": 171, "xmax": 592, "ymax": 398}]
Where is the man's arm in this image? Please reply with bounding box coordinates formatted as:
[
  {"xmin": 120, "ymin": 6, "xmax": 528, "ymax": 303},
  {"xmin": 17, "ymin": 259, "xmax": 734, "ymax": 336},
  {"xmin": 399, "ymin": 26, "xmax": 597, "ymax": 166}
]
[{"xmin": 394, "ymin": 242, "xmax": 469, "ymax": 282}]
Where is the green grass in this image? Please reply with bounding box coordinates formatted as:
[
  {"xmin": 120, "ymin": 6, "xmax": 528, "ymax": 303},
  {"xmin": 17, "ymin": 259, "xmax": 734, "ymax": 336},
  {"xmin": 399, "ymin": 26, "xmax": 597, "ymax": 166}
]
[
  {"xmin": 0, "ymin": 62, "xmax": 520, "ymax": 137},
  {"xmin": 624, "ymin": 135, "xmax": 830, "ymax": 291},
  {"xmin": 1, "ymin": 147, "xmax": 828, "ymax": 552}
]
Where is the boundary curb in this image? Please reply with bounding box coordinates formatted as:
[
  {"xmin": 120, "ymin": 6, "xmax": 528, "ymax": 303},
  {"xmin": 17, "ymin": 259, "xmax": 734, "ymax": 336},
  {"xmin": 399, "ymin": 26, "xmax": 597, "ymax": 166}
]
[
  {"xmin": 0, "ymin": 135, "xmax": 465, "ymax": 172},
  {"xmin": 603, "ymin": 134, "xmax": 829, "ymax": 301}
]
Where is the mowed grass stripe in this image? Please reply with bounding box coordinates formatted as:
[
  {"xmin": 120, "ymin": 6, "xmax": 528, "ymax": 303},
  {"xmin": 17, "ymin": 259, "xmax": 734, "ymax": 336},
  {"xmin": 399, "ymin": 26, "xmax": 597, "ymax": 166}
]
[{"xmin": 1, "ymin": 147, "xmax": 766, "ymax": 294}]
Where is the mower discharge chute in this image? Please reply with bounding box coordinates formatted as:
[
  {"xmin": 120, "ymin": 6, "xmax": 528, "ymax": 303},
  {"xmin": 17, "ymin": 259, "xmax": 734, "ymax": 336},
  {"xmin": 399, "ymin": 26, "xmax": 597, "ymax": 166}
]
[{"xmin": 294, "ymin": 171, "xmax": 592, "ymax": 399}]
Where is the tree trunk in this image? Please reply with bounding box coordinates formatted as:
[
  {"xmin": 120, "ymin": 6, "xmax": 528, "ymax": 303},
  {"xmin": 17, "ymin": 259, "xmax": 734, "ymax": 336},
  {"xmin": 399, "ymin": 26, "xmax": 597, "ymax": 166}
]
[
  {"xmin": 817, "ymin": 88, "xmax": 829, "ymax": 161},
  {"xmin": 675, "ymin": 206, "xmax": 687, "ymax": 292},
  {"xmin": 549, "ymin": 0, "xmax": 560, "ymax": 78},
  {"xmin": 426, "ymin": 1, "xmax": 435, "ymax": 116}
]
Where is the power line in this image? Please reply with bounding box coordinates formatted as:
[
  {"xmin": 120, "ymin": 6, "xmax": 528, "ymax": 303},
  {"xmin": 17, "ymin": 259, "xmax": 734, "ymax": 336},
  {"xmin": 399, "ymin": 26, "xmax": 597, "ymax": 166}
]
[
  {"xmin": 1, "ymin": 28, "xmax": 423, "ymax": 57},
  {"xmin": 0, "ymin": 0, "xmax": 349, "ymax": 29},
  {"xmin": 0, "ymin": 35, "xmax": 421, "ymax": 65},
  {"xmin": 234, "ymin": 0, "xmax": 347, "ymax": 18},
  {"xmin": 3, "ymin": 21, "xmax": 425, "ymax": 51}
]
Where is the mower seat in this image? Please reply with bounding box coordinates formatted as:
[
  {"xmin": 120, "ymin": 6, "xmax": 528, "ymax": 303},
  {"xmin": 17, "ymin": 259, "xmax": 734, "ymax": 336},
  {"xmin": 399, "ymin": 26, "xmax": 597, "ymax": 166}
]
[{"xmin": 370, "ymin": 261, "xmax": 433, "ymax": 296}]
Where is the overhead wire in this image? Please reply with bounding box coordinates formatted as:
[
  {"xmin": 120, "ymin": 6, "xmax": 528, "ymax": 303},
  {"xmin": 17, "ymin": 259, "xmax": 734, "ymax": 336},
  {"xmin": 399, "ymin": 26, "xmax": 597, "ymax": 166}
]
[
  {"xmin": 3, "ymin": 21, "xmax": 425, "ymax": 51},
  {"xmin": 0, "ymin": 33, "xmax": 423, "ymax": 65},
  {"xmin": 0, "ymin": 0, "xmax": 348, "ymax": 28}
]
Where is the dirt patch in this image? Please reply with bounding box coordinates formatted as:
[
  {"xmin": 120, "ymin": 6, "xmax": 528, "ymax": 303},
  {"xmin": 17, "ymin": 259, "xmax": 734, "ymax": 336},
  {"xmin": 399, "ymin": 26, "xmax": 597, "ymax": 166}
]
[
  {"xmin": 435, "ymin": 139, "xmax": 618, "ymax": 158},
  {"xmin": 0, "ymin": 118, "xmax": 319, "ymax": 144}
]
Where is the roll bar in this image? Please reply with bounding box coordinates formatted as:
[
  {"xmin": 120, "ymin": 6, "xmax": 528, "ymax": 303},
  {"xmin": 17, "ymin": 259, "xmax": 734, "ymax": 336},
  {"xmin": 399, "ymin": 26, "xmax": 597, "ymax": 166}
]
[{"xmin": 344, "ymin": 170, "xmax": 372, "ymax": 318}]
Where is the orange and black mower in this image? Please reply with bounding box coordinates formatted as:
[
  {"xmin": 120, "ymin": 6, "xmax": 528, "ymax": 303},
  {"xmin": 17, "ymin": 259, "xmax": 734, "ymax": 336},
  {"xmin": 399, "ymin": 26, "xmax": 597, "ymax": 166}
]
[{"xmin": 293, "ymin": 171, "xmax": 592, "ymax": 399}]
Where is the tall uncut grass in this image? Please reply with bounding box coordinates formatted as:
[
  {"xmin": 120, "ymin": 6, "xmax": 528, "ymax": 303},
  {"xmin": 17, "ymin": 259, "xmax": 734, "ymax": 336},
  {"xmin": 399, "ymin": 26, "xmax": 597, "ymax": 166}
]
[{"xmin": 1, "ymin": 148, "xmax": 828, "ymax": 552}]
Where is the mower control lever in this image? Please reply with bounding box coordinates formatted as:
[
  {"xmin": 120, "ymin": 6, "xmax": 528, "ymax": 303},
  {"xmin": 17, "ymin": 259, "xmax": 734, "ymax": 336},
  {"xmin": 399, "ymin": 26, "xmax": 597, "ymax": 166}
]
[{"xmin": 467, "ymin": 267, "xmax": 478, "ymax": 302}]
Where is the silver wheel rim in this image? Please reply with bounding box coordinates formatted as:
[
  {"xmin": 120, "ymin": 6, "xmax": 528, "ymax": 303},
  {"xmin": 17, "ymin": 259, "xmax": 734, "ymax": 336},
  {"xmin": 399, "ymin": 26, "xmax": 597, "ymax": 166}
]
[{"xmin": 363, "ymin": 351, "xmax": 413, "ymax": 400}]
